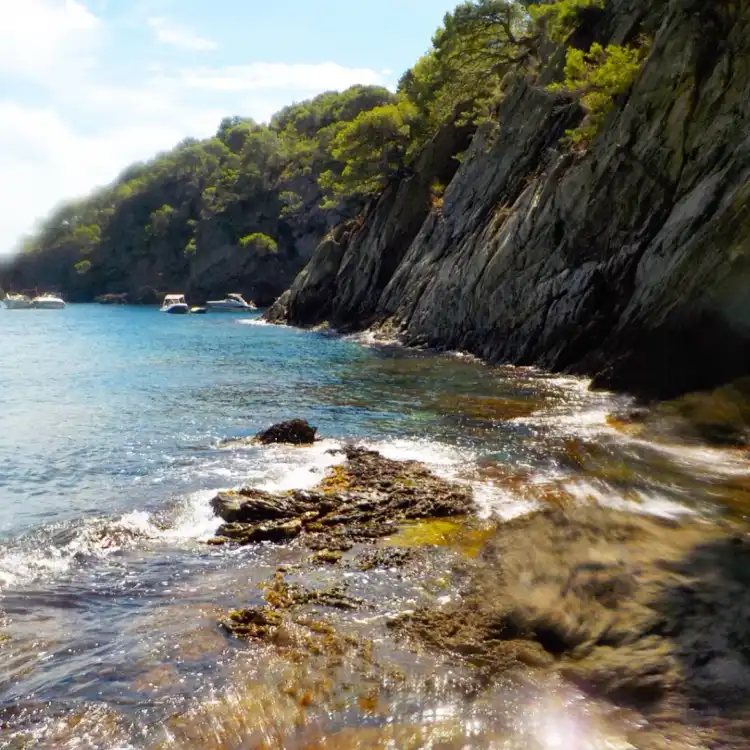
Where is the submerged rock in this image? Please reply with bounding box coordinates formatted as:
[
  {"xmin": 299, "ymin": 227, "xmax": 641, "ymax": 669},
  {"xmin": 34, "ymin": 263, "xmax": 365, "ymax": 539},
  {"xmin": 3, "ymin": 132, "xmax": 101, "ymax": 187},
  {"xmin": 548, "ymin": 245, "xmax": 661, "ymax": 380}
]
[
  {"xmin": 220, "ymin": 607, "xmax": 283, "ymax": 640},
  {"xmin": 209, "ymin": 446, "xmax": 474, "ymax": 549},
  {"xmin": 255, "ymin": 419, "xmax": 317, "ymax": 445}
]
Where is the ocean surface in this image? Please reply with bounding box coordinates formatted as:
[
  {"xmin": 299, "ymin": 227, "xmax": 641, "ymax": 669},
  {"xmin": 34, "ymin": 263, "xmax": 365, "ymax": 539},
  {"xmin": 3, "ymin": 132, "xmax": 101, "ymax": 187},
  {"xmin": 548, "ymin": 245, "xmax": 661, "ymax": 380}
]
[{"xmin": 1, "ymin": 304, "xmax": 748, "ymax": 748}]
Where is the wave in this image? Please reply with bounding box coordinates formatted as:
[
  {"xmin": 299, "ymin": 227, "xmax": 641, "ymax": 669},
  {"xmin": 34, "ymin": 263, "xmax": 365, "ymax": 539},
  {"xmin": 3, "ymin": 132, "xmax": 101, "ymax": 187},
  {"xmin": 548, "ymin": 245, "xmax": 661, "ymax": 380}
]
[
  {"xmin": 343, "ymin": 329, "xmax": 404, "ymax": 348},
  {"xmin": 0, "ymin": 490, "xmax": 219, "ymax": 591},
  {"xmin": 0, "ymin": 439, "xmax": 346, "ymax": 592}
]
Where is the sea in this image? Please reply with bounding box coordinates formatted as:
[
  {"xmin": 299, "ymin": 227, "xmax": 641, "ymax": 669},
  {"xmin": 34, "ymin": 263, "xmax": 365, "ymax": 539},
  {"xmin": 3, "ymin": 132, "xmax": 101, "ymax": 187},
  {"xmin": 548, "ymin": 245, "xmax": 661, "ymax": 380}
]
[{"xmin": 1, "ymin": 304, "xmax": 747, "ymax": 748}]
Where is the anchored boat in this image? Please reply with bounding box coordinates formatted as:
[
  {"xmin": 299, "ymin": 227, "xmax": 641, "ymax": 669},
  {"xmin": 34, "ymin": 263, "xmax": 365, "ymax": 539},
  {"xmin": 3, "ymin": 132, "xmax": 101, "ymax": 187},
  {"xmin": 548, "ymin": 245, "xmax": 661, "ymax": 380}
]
[
  {"xmin": 3, "ymin": 293, "xmax": 34, "ymax": 310},
  {"xmin": 160, "ymin": 294, "xmax": 189, "ymax": 314},
  {"xmin": 31, "ymin": 293, "xmax": 66, "ymax": 310},
  {"xmin": 206, "ymin": 293, "xmax": 256, "ymax": 312}
]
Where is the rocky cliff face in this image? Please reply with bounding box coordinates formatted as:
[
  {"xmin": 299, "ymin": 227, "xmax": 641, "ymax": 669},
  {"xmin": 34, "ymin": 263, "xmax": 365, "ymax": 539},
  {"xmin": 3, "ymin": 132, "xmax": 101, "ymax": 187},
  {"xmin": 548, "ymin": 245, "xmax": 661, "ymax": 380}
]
[{"xmin": 268, "ymin": 0, "xmax": 750, "ymax": 399}]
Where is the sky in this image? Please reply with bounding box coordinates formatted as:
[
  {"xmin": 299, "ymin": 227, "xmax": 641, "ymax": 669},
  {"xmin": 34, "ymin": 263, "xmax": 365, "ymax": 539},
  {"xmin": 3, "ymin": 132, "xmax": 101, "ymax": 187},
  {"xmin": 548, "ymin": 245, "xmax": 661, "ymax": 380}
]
[{"xmin": 0, "ymin": 0, "xmax": 459, "ymax": 257}]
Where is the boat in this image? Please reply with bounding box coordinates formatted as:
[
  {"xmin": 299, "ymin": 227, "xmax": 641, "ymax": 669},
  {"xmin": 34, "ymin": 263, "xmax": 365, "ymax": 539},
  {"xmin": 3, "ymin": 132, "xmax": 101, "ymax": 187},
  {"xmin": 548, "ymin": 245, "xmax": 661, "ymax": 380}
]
[
  {"xmin": 3, "ymin": 293, "xmax": 34, "ymax": 310},
  {"xmin": 31, "ymin": 293, "xmax": 66, "ymax": 309},
  {"xmin": 190, "ymin": 306, "xmax": 207, "ymax": 315},
  {"xmin": 205, "ymin": 293, "xmax": 256, "ymax": 312},
  {"xmin": 160, "ymin": 294, "xmax": 189, "ymax": 314}
]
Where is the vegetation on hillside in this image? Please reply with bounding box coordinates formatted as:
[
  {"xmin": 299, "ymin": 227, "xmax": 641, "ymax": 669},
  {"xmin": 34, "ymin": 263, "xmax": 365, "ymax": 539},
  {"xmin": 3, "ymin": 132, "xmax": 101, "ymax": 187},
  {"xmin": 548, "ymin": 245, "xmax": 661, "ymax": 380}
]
[{"xmin": 6, "ymin": 0, "xmax": 651, "ymax": 301}]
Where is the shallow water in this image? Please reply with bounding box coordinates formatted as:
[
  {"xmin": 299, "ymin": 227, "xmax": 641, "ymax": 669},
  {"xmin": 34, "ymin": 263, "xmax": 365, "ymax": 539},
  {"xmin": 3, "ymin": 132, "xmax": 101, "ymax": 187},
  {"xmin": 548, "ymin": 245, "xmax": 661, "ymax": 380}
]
[{"xmin": 1, "ymin": 305, "xmax": 749, "ymax": 748}]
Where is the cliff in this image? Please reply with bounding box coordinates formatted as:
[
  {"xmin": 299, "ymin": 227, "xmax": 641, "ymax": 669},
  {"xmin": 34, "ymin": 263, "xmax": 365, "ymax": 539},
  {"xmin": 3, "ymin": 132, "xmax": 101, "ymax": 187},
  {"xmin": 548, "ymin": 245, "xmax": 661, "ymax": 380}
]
[{"xmin": 268, "ymin": 0, "xmax": 750, "ymax": 399}]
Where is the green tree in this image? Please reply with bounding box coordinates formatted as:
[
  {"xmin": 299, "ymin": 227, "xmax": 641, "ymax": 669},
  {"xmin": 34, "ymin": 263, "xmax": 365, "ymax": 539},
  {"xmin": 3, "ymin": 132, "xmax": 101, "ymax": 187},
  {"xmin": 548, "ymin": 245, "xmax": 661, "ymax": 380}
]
[
  {"xmin": 402, "ymin": 0, "xmax": 536, "ymax": 131},
  {"xmin": 528, "ymin": 0, "xmax": 604, "ymax": 43},
  {"xmin": 74, "ymin": 259, "xmax": 92, "ymax": 275},
  {"xmin": 319, "ymin": 100, "xmax": 418, "ymax": 203},
  {"xmin": 147, "ymin": 205, "xmax": 176, "ymax": 237}
]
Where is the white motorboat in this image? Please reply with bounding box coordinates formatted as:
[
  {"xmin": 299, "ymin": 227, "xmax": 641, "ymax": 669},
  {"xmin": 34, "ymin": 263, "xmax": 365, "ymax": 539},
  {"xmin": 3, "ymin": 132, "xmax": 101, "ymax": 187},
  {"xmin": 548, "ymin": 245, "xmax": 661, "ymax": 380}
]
[
  {"xmin": 160, "ymin": 294, "xmax": 189, "ymax": 314},
  {"xmin": 3, "ymin": 293, "xmax": 34, "ymax": 310},
  {"xmin": 31, "ymin": 293, "xmax": 66, "ymax": 309},
  {"xmin": 206, "ymin": 293, "xmax": 256, "ymax": 312}
]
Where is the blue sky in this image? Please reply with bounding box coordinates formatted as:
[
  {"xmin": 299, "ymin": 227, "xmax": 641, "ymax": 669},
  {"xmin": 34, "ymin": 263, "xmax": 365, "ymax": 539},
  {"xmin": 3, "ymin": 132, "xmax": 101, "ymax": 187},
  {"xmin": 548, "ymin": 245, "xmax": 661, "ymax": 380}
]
[{"xmin": 0, "ymin": 0, "xmax": 459, "ymax": 256}]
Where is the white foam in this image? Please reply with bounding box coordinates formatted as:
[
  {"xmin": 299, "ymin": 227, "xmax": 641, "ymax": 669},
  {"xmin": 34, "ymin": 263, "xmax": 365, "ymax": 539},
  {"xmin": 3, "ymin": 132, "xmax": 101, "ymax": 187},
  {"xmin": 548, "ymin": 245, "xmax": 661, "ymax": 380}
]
[
  {"xmin": 235, "ymin": 318, "xmax": 270, "ymax": 327},
  {"xmin": 254, "ymin": 439, "xmax": 346, "ymax": 492},
  {"xmin": 367, "ymin": 437, "xmax": 474, "ymax": 475},
  {"xmin": 343, "ymin": 329, "xmax": 403, "ymax": 348},
  {"xmin": 364, "ymin": 436, "xmax": 533, "ymax": 520},
  {"xmin": 626, "ymin": 437, "xmax": 750, "ymax": 478},
  {"xmin": 565, "ymin": 480, "xmax": 698, "ymax": 520},
  {"xmin": 472, "ymin": 483, "xmax": 539, "ymax": 520}
]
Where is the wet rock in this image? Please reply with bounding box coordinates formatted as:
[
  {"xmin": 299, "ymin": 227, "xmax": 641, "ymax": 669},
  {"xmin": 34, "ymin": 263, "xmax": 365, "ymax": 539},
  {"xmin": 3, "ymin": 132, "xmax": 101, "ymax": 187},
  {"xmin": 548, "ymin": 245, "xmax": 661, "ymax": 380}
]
[
  {"xmin": 255, "ymin": 419, "xmax": 317, "ymax": 445},
  {"xmin": 312, "ymin": 549, "xmax": 343, "ymax": 565},
  {"xmin": 352, "ymin": 547, "xmax": 415, "ymax": 571},
  {"xmin": 133, "ymin": 287, "xmax": 160, "ymax": 305},
  {"xmin": 396, "ymin": 505, "xmax": 750, "ymax": 739},
  {"xmin": 211, "ymin": 488, "xmax": 316, "ymax": 524},
  {"xmin": 307, "ymin": 536, "xmax": 354, "ymax": 553},
  {"xmin": 221, "ymin": 607, "xmax": 283, "ymax": 639},
  {"xmin": 94, "ymin": 293, "xmax": 129, "ymax": 305},
  {"xmin": 217, "ymin": 518, "xmax": 303, "ymax": 544},
  {"xmin": 209, "ymin": 446, "xmax": 474, "ymax": 549}
]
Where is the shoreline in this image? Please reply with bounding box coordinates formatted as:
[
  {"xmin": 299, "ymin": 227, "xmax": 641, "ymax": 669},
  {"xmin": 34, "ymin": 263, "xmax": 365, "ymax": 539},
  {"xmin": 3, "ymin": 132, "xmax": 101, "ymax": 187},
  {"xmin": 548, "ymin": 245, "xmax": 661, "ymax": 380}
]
[{"xmin": 201, "ymin": 424, "xmax": 750, "ymax": 749}]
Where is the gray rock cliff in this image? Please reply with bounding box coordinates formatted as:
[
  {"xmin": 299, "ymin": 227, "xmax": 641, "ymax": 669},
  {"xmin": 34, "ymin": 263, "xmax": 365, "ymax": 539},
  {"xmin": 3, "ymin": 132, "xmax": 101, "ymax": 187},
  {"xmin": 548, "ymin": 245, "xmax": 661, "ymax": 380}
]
[{"xmin": 268, "ymin": 0, "xmax": 750, "ymax": 399}]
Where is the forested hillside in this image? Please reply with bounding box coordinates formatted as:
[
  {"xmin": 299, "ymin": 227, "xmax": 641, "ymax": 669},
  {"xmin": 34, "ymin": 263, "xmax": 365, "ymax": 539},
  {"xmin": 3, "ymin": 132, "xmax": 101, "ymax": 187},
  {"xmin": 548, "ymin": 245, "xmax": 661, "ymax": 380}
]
[{"xmin": 1, "ymin": 0, "xmax": 648, "ymax": 305}]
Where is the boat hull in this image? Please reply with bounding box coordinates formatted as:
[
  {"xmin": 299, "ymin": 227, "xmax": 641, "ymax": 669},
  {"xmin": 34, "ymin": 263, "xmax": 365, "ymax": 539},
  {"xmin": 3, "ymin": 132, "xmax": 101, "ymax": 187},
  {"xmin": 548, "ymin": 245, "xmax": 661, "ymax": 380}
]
[
  {"xmin": 205, "ymin": 302, "xmax": 255, "ymax": 312},
  {"xmin": 162, "ymin": 304, "xmax": 189, "ymax": 314},
  {"xmin": 3, "ymin": 299, "xmax": 33, "ymax": 310},
  {"xmin": 32, "ymin": 300, "xmax": 66, "ymax": 309}
]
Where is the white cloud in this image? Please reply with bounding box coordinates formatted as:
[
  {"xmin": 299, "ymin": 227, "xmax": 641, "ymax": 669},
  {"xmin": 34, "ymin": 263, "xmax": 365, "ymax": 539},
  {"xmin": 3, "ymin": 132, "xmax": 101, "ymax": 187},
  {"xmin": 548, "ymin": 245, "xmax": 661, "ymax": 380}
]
[
  {"xmin": 147, "ymin": 17, "xmax": 216, "ymax": 52},
  {"xmin": 181, "ymin": 62, "xmax": 388, "ymax": 92},
  {"xmin": 0, "ymin": 0, "xmax": 100, "ymax": 81},
  {"xmin": 0, "ymin": 3, "xmax": 389, "ymax": 257},
  {"xmin": 0, "ymin": 100, "xmax": 219, "ymax": 254}
]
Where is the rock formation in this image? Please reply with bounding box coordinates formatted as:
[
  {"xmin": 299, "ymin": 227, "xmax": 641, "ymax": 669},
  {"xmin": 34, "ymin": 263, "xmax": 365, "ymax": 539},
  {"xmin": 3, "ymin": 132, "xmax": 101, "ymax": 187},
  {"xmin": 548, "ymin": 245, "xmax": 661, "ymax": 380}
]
[{"xmin": 268, "ymin": 0, "xmax": 750, "ymax": 399}]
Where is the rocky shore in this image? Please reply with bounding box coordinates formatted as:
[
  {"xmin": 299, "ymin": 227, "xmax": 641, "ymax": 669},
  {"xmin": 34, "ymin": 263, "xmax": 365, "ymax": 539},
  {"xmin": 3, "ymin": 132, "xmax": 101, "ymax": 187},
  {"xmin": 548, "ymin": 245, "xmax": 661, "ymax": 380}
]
[
  {"xmin": 209, "ymin": 443, "xmax": 474, "ymax": 551},
  {"xmin": 207, "ymin": 421, "xmax": 750, "ymax": 749}
]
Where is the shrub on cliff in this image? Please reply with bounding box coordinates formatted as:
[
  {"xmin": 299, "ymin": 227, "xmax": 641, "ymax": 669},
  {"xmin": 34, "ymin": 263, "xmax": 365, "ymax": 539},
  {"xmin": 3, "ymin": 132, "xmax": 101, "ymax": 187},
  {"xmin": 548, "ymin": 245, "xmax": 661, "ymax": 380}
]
[
  {"xmin": 239, "ymin": 233, "xmax": 279, "ymax": 255},
  {"xmin": 549, "ymin": 40, "xmax": 649, "ymax": 147}
]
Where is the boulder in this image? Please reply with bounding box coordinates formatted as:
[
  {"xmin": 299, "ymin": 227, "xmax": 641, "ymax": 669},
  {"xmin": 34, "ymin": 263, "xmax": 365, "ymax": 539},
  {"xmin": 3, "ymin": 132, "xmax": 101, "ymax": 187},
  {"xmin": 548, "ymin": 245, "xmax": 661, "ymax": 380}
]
[
  {"xmin": 217, "ymin": 518, "xmax": 303, "ymax": 544},
  {"xmin": 211, "ymin": 488, "xmax": 318, "ymax": 524},
  {"xmin": 255, "ymin": 419, "xmax": 317, "ymax": 445}
]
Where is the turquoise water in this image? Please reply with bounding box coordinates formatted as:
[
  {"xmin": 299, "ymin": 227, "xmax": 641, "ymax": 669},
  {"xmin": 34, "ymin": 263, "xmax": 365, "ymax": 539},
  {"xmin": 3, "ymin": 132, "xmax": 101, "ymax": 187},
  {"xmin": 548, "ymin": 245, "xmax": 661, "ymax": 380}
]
[
  {"xmin": 2, "ymin": 305, "xmax": 745, "ymax": 747},
  {"xmin": 0, "ymin": 305, "xmax": 374, "ymax": 537},
  {"xmin": 1, "ymin": 305, "xmax": 591, "ymax": 745}
]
